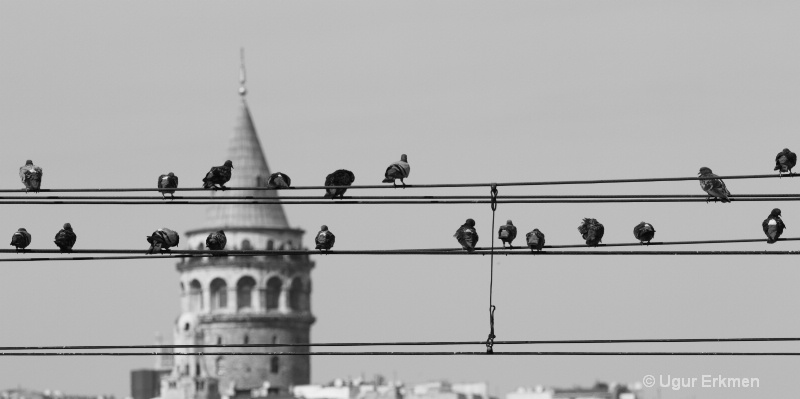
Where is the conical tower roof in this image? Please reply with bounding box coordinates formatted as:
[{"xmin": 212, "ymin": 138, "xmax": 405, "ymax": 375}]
[{"xmin": 204, "ymin": 98, "xmax": 290, "ymax": 229}]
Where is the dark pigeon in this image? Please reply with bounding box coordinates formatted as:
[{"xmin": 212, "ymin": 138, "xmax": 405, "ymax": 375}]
[
  {"xmin": 202, "ymin": 160, "xmax": 233, "ymax": 190},
  {"xmin": 454, "ymin": 218, "xmax": 479, "ymax": 252},
  {"xmin": 698, "ymin": 167, "xmax": 731, "ymax": 203},
  {"xmin": 19, "ymin": 160, "xmax": 43, "ymax": 193},
  {"xmin": 525, "ymin": 229, "xmax": 545, "ymax": 252},
  {"xmin": 315, "ymin": 225, "xmax": 335, "ymax": 251},
  {"xmin": 54, "ymin": 223, "xmax": 77, "ymax": 253},
  {"xmin": 774, "ymin": 148, "xmax": 797, "ymax": 177},
  {"xmin": 267, "ymin": 172, "xmax": 292, "ymax": 189},
  {"xmin": 158, "ymin": 172, "xmax": 179, "ymax": 199},
  {"xmin": 323, "ymin": 169, "xmax": 355, "ymax": 199},
  {"xmin": 147, "ymin": 228, "xmax": 180, "ymax": 254},
  {"xmin": 762, "ymin": 208, "xmax": 786, "ymax": 244},
  {"xmin": 206, "ymin": 230, "xmax": 227, "ymax": 250},
  {"xmin": 633, "ymin": 222, "xmax": 656, "ymax": 245},
  {"xmin": 578, "ymin": 218, "xmax": 605, "ymax": 247},
  {"xmin": 382, "ymin": 154, "xmax": 410, "ymax": 188},
  {"xmin": 10, "ymin": 228, "xmax": 31, "ymax": 253},
  {"xmin": 498, "ymin": 220, "xmax": 517, "ymax": 249}
]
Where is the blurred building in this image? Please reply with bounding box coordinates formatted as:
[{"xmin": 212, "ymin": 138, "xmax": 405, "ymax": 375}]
[
  {"xmin": 505, "ymin": 382, "xmax": 637, "ymax": 399},
  {"xmin": 151, "ymin": 57, "xmax": 315, "ymax": 399},
  {"xmin": 0, "ymin": 388, "xmax": 114, "ymax": 399}
]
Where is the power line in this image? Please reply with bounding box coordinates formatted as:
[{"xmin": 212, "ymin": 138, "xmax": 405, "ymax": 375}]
[
  {"xmin": 1, "ymin": 351, "xmax": 799, "ymax": 356},
  {"xmin": 5, "ymin": 337, "xmax": 800, "ymax": 351},
  {"xmin": 2, "ymin": 194, "xmax": 800, "ymax": 201},
  {"xmin": 0, "ymin": 172, "xmax": 791, "ymax": 194}
]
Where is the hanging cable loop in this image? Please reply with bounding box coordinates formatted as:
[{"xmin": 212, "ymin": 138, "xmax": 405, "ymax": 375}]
[
  {"xmin": 490, "ymin": 183, "xmax": 498, "ymax": 211},
  {"xmin": 486, "ymin": 305, "xmax": 496, "ymax": 353}
]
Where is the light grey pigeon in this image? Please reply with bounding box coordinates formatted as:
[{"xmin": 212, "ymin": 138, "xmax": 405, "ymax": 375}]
[
  {"xmin": 54, "ymin": 223, "xmax": 77, "ymax": 253},
  {"xmin": 633, "ymin": 222, "xmax": 656, "ymax": 245},
  {"xmin": 158, "ymin": 172, "xmax": 179, "ymax": 199},
  {"xmin": 382, "ymin": 154, "xmax": 410, "ymax": 188},
  {"xmin": 315, "ymin": 225, "xmax": 335, "ymax": 251},
  {"xmin": 19, "ymin": 160, "xmax": 43, "ymax": 193},
  {"xmin": 10, "ymin": 228, "xmax": 31, "ymax": 253},
  {"xmin": 147, "ymin": 228, "xmax": 180, "ymax": 254},
  {"xmin": 498, "ymin": 220, "xmax": 517, "ymax": 249},
  {"xmin": 698, "ymin": 167, "xmax": 731, "ymax": 203}
]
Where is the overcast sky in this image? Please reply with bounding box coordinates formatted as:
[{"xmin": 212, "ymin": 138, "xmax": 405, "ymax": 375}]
[{"xmin": 2, "ymin": 1, "xmax": 800, "ymax": 398}]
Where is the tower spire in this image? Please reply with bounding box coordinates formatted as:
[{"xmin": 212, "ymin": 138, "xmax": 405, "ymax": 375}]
[{"xmin": 239, "ymin": 47, "xmax": 247, "ymax": 97}]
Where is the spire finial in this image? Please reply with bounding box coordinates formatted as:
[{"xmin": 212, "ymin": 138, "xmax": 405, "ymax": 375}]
[{"xmin": 239, "ymin": 47, "xmax": 247, "ymax": 97}]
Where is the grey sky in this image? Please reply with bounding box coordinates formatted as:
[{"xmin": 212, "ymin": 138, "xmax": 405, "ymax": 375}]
[{"xmin": 2, "ymin": 1, "xmax": 800, "ymax": 398}]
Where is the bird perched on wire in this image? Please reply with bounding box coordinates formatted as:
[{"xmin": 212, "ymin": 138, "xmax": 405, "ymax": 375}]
[
  {"xmin": 498, "ymin": 220, "xmax": 517, "ymax": 249},
  {"xmin": 633, "ymin": 222, "xmax": 656, "ymax": 245},
  {"xmin": 202, "ymin": 160, "xmax": 234, "ymax": 190},
  {"xmin": 10, "ymin": 228, "xmax": 31, "ymax": 253},
  {"xmin": 762, "ymin": 208, "xmax": 786, "ymax": 244},
  {"xmin": 54, "ymin": 223, "xmax": 77, "ymax": 253},
  {"xmin": 382, "ymin": 154, "xmax": 410, "ymax": 188},
  {"xmin": 205, "ymin": 230, "xmax": 227, "ymax": 250},
  {"xmin": 146, "ymin": 228, "xmax": 180, "ymax": 254},
  {"xmin": 698, "ymin": 167, "xmax": 731, "ymax": 203},
  {"xmin": 774, "ymin": 148, "xmax": 797, "ymax": 177},
  {"xmin": 454, "ymin": 218, "xmax": 479, "ymax": 252},
  {"xmin": 578, "ymin": 218, "xmax": 604, "ymax": 247},
  {"xmin": 19, "ymin": 160, "xmax": 43, "ymax": 193},
  {"xmin": 267, "ymin": 172, "xmax": 292, "ymax": 189},
  {"xmin": 323, "ymin": 169, "xmax": 355, "ymax": 199},
  {"xmin": 158, "ymin": 172, "xmax": 179, "ymax": 199},
  {"xmin": 525, "ymin": 228, "xmax": 545, "ymax": 252},
  {"xmin": 315, "ymin": 225, "xmax": 335, "ymax": 251}
]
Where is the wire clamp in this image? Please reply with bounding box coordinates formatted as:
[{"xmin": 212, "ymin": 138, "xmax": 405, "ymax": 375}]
[
  {"xmin": 490, "ymin": 184, "xmax": 498, "ymax": 211},
  {"xmin": 485, "ymin": 305, "xmax": 496, "ymax": 354}
]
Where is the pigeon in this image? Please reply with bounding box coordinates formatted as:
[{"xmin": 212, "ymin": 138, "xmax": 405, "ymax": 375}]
[
  {"xmin": 19, "ymin": 160, "xmax": 43, "ymax": 193},
  {"xmin": 54, "ymin": 223, "xmax": 77, "ymax": 253},
  {"xmin": 454, "ymin": 218, "xmax": 479, "ymax": 252},
  {"xmin": 323, "ymin": 169, "xmax": 355, "ymax": 199},
  {"xmin": 315, "ymin": 225, "xmax": 335, "ymax": 251},
  {"xmin": 578, "ymin": 218, "xmax": 605, "ymax": 247},
  {"xmin": 525, "ymin": 229, "xmax": 545, "ymax": 252},
  {"xmin": 267, "ymin": 172, "xmax": 292, "ymax": 189},
  {"xmin": 202, "ymin": 160, "xmax": 234, "ymax": 190},
  {"xmin": 10, "ymin": 228, "xmax": 31, "ymax": 253},
  {"xmin": 774, "ymin": 148, "xmax": 797, "ymax": 177},
  {"xmin": 146, "ymin": 228, "xmax": 180, "ymax": 254},
  {"xmin": 382, "ymin": 154, "xmax": 411, "ymax": 188},
  {"xmin": 498, "ymin": 220, "xmax": 517, "ymax": 249},
  {"xmin": 698, "ymin": 167, "xmax": 731, "ymax": 203},
  {"xmin": 633, "ymin": 222, "xmax": 656, "ymax": 245},
  {"xmin": 158, "ymin": 172, "xmax": 179, "ymax": 199},
  {"xmin": 762, "ymin": 208, "xmax": 786, "ymax": 244},
  {"xmin": 205, "ymin": 230, "xmax": 227, "ymax": 250}
]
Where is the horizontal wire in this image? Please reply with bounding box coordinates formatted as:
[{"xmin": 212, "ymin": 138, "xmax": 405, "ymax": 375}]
[
  {"xmin": 6, "ymin": 337, "xmax": 800, "ymax": 351},
  {"xmin": 0, "ymin": 173, "xmax": 793, "ymax": 194},
  {"xmin": 2, "ymin": 194, "xmax": 800, "ymax": 201},
  {"xmin": 2, "ymin": 197, "xmax": 800, "ymax": 205},
  {"xmin": 1, "ymin": 351, "xmax": 799, "ymax": 356}
]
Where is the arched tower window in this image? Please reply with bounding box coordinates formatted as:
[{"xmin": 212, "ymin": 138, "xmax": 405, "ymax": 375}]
[
  {"xmin": 266, "ymin": 277, "xmax": 282, "ymax": 310},
  {"xmin": 270, "ymin": 356, "xmax": 279, "ymax": 374},
  {"xmin": 266, "ymin": 240, "xmax": 274, "ymax": 250},
  {"xmin": 237, "ymin": 276, "xmax": 256, "ymax": 310},
  {"xmin": 289, "ymin": 279, "xmax": 305, "ymax": 311},
  {"xmin": 189, "ymin": 280, "xmax": 203, "ymax": 311},
  {"xmin": 197, "ymin": 242, "xmax": 204, "ymax": 250},
  {"xmin": 241, "ymin": 239, "xmax": 253, "ymax": 250},
  {"xmin": 244, "ymin": 334, "xmax": 249, "ymax": 344},
  {"xmin": 210, "ymin": 278, "xmax": 227, "ymax": 311},
  {"xmin": 195, "ymin": 362, "xmax": 201, "ymax": 376},
  {"xmin": 215, "ymin": 356, "xmax": 225, "ymax": 376}
]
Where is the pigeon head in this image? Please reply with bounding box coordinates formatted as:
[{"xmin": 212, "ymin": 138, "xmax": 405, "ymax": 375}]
[
  {"xmin": 506, "ymin": 220, "xmax": 513, "ymax": 225},
  {"xmin": 320, "ymin": 225, "xmax": 328, "ymax": 231},
  {"xmin": 63, "ymin": 223, "xmax": 72, "ymax": 230},
  {"xmin": 400, "ymin": 154, "xmax": 408, "ymax": 162},
  {"xmin": 168, "ymin": 172, "xmax": 175, "ymax": 177},
  {"xmin": 224, "ymin": 160, "xmax": 234, "ymax": 168},
  {"xmin": 18, "ymin": 228, "xmax": 27, "ymax": 232},
  {"xmin": 698, "ymin": 167, "xmax": 712, "ymax": 175},
  {"xmin": 465, "ymin": 218, "xmax": 475, "ymax": 227},
  {"xmin": 770, "ymin": 208, "xmax": 781, "ymax": 217},
  {"xmin": 25, "ymin": 160, "xmax": 33, "ymax": 165},
  {"xmin": 783, "ymin": 148, "xmax": 791, "ymax": 153}
]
